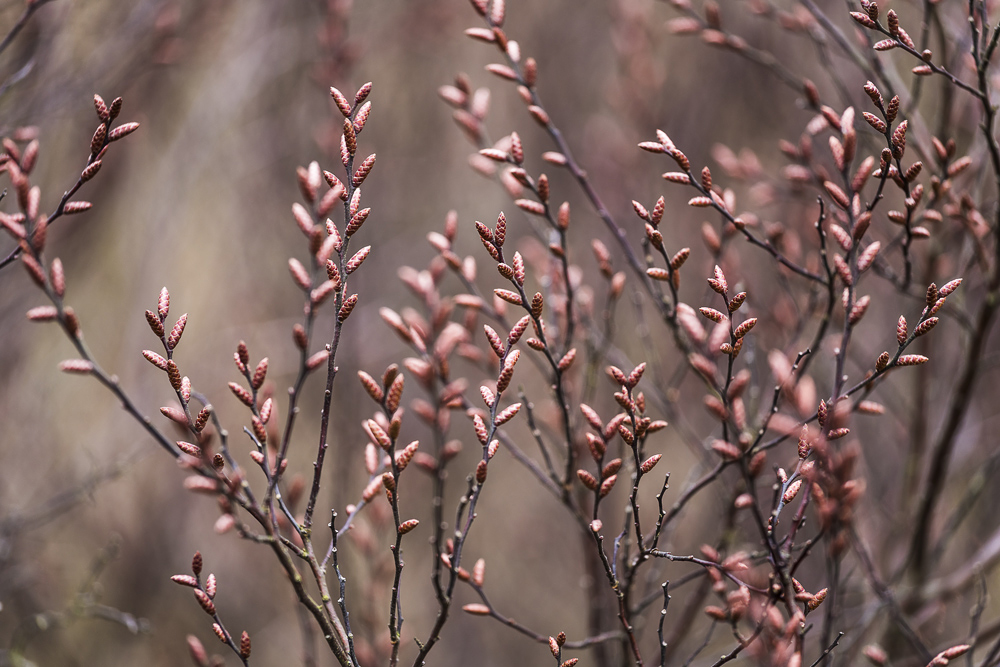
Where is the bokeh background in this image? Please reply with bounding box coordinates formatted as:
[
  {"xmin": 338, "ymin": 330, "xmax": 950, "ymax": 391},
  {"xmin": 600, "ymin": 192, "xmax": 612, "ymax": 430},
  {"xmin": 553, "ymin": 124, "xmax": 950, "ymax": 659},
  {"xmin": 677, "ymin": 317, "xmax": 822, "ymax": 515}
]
[{"xmin": 1, "ymin": 0, "xmax": 999, "ymax": 665}]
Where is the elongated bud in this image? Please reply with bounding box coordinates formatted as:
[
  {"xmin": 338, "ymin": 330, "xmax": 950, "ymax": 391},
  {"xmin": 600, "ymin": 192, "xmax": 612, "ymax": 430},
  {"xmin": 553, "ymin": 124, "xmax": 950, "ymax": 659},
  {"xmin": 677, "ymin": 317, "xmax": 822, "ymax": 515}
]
[
  {"xmin": 80, "ymin": 160, "xmax": 102, "ymax": 182},
  {"xmin": 346, "ymin": 208, "xmax": 370, "ymax": 236},
  {"xmin": 338, "ymin": 294, "xmax": 359, "ymax": 321},
  {"xmin": 94, "ymin": 94, "xmax": 109, "ymax": 121},
  {"xmin": 171, "ymin": 574, "xmax": 199, "ymax": 587},
  {"xmin": 143, "ymin": 349, "xmax": 169, "ymax": 371},
  {"xmin": 91, "ymin": 124, "xmax": 106, "ymax": 155},
  {"xmin": 782, "ymin": 479, "xmax": 803, "ymax": 503},
  {"xmin": 640, "ymin": 454, "xmax": 661, "ymax": 473},
  {"xmin": 577, "ymin": 469, "xmax": 599, "ymax": 491},
  {"xmin": 229, "ymin": 382, "xmax": 254, "ymax": 407},
  {"xmin": 252, "ymin": 357, "xmax": 268, "ymax": 389},
  {"xmin": 463, "ymin": 603, "xmax": 490, "ymax": 615},
  {"xmin": 108, "ymin": 122, "xmax": 140, "ymax": 141},
  {"xmin": 194, "ymin": 589, "xmax": 215, "ymax": 615},
  {"xmin": 394, "ymin": 518, "xmax": 419, "ymax": 535},
  {"xmin": 599, "ymin": 474, "xmax": 617, "ymax": 497},
  {"xmin": 168, "ymin": 314, "xmax": 187, "ymax": 350}
]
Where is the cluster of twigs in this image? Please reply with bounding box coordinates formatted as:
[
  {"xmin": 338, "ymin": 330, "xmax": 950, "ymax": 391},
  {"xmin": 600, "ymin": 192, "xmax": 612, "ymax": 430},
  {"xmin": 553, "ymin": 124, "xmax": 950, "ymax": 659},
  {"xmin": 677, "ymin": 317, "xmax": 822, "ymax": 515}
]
[{"xmin": 5, "ymin": 0, "xmax": 1000, "ymax": 665}]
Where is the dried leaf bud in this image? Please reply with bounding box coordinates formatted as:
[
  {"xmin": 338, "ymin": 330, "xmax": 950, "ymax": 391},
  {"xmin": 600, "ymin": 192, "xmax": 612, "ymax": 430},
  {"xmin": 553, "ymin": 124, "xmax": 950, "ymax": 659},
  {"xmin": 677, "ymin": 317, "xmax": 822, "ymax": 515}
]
[
  {"xmin": 646, "ymin": 223, "xmax": 663, "ymax": 249},
  {"xmin": 204, "ymin": 573, "xmax": 217, "ymax": 598},
  {"xmin": 381, "ymin": 471, "xmax": 396, "ymax": 493},
  {"xmin": 358, "ymin": 371, "xmax": 384, "ymax": 402},
  {"xmin": 863, "ymin": 112, "xmax": 887, "ymax": 134},
  {"xmin": 338, "ymin": 294, "xmax": 359, "ymax": 321},
  {"xmin": 602, "ymin": 458, "xmax": 622, "ymax": 478},
  {"xmin": 939, "ymin": 278, "xmax": 962, "ymax": 296},
  {"xmin": 346, "ymin": 245, "xmax": 371, "ymax": 275},
  {"xmin": 27, "ymin": 306, "xmax": 58, "ymax": 321},
  {"xmin": 628, "ymin": 362, "xmax": 646, "ymax": 387},
  {"xmin": 733, "ymin": 318, "xmax": 757, "ymax": 339},
  {"xmin": 238, "ymin": 631, "xmax": 251, "ymax": 659},
  {"xmin": 80, "ymin": 160, "xmax": 102, "ymax": 182},
  {"xmin": 940, "ymin": 645, "xmax": 971, "ymax": 660},
  {"xmin": 188, "ymin": 552, "xmax": 203, "ymax": 577},
  {"xmin": 385, "ymin": 374, "xmax": 405, "ymax": 413},
  {"xmin": 176, "ymin": 441, "xmax": 201, "ymax": 457},
  {"xmin": 849, "ymin": 295, "xmax": 871, "ymax": 324},
  {"xmin": 168, "ymin": 314, "xmax": 188, "ymax": 350},
  {"xmin": 194, "ymin": 589, "xmax": 216, "ymax": 616},
  {"xmin": 494, "ymin": 402, "xmax": 521, "ymax": 426},
  {"xmin": 862, "ymin": 644, "xmax": 888, "ymax": 666},
  {"xmin": 19, "ymin": 139, "xmax": 37, "ymax": 173},
  {"xmin": 578, "ymin": 404, "xmax": 602, "ymax": 432},
  {"xmin": 528, "ymin": 104, "xmax": 550, "ymax": 125},
  {"xmin": 484, "ymin": 325, "xmax": 505, "ymax": 357},
  {"xmin": 463, "ymin": 603, "xmax": 491, "ymax": 615},
  {"xmin": 311, "ymin": 280, "xmax": 337, "ymax": 305},
  {"xmin": 712, "ymin": 440, "xmax": 742, "ymax": 461},
  {"xmin": 599, "ymin": 474, "xmax": 617, "ymax": 497},
  {"xmin": 632, "ymin": 199, "xmax": 650, "ymax": 222},
  {"xmin": 171, "ymin": 574, "xmax": 199, "ymax": 588},
  {"xmin": 494, "ymin": 288, "xmax": 521, "ymax": 305},
  {"xmin": 833, "ymin": 254, "xmax": 853, "ymax": 285},
  {"xmin": 329, "ymin": 87, "xmax": 352, "ymax": 117},
  {"xmin": 530, "ymin": 292, "xmax": 543, "ymax": 317},
  {"xmin": 508, "ymin": 251, "xmax": 526, "ymax": 286},
  {"xmin": 353, "ymin": 153, "xmax": 376, "ymax": 187},
  {"xmin": 160, "ymin": 406, "xmax": 188, "ymax": 425},
  {"xmin": 486, "ymin": 63, "xmax": 518, "ymax": 80},
  {"xmin": 229, "ymin": 382, "xmax": 253, "ymax": 407},
  {"xmin": 577, "ymin": 469, "xmax": 599, "ymax": 491},
  {"xmin": 94, "ymin": 94, "xmax": 109, "ymax": 121},
  {"xmin": 250, "ymin": 357, "xmax": 268, "ymax": 390},
  {"xmin": 708, "ymin": 265, "xmax": 728, "ymax": 294},
  {"xmin": 143, "ymin": 349, "xmax": 169, "ymax": 371},
  {"xmin": 343, "ymin": 118, "xmax": 357, "ymax": 157},
  {"xmin": 640, "ymin": 454, "xmax": 661, "ymax": 473},
  {"xmin": 851, "ymin": 11, "xmax": 877, "ymax": 28},
  {"xmin": 157, "ymin": 286, "xmax": 170, "ymax": 320},
  {"xmin": 91, "ymin": 124, "xmax": 106, "ymax": 155},
  {"xmin": 108, "ymin": 97, "xmax": 122, "ymax": 120},
  {"xmin": 913, "ymin": 317, "xmax": 938, "ymax": 336},
  {"xmin": 885, "ymin": 8, "xmax": 899, "ymax": 35},
  {"xmin": 353, "ymin": 102, "xmax": 372, "ymax": 134},
  {"xmin": 783, "ymin": 479, "xmax": 803, "ymax": 503},
  {"xmin": 163, "ymin": 359, "xmax": 181, "ymax": 391},
  {"xmin": 346, "ymin": 208, "xmax": 371, "ymax": 236},
  {"xmin": 896, "ymin": 315, "xmax": 908, "ymax": 345},
  {"xmin": 398, "ymin": 519, "xmax": 419, "ymax": 534},
  {"xmin": 875, "ymin": 351, "xmax": 890, "ymax": 372},
  {"xmin": 607, "ymin": 365, "xmax": 628, "ymax": 387},
  {"xmin": 897, "ymin": 354, "xmax": 928, "ymax": 366},
  {"xmin": 586, "ymin": 434, "xmax": 606, "ymax": 462}
]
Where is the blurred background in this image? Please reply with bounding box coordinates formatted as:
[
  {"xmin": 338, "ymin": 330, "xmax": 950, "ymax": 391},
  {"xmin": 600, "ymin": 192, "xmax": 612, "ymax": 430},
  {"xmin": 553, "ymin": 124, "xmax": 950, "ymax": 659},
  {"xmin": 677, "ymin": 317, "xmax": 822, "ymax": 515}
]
[{"xmin": 1, "ymin": 0, "xmax": 998, "ymax": 665}]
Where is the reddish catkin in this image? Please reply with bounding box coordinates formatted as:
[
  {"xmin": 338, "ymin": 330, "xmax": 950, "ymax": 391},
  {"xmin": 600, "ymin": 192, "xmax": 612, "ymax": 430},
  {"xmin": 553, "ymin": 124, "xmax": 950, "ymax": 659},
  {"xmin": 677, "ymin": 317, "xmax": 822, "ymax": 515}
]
[{"xmin": 640, "ymin": 454, "xmax": 661, "ymax": 473}]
